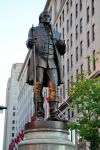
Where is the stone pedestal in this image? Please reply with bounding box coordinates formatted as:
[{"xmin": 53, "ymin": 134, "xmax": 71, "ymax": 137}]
[{"xmin": 18, "ymin": 121, "xmax": 75, "ymax": 150}]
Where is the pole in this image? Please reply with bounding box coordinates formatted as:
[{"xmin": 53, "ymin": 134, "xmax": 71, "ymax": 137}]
[{"xmin": 31, "ymin": 25, "xmax": 37, "ymax": 118}]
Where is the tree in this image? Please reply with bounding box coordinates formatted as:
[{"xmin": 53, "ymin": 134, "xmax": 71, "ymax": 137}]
[{"xmin": 68, "ymin": 75, "xmax": 100, "ymax": 150}]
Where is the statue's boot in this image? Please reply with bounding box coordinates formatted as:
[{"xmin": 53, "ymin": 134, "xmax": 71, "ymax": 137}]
[
  {"xmin": 49, "ymin": 101, "xmax": 67, "ymax": 122},
  {"xmin": 37, "ymin": 102, "xmax": 45, "ymax": 120},
  {"xmin": 34, "ymin": 82, "xmax": 45, "ymax": 120}
]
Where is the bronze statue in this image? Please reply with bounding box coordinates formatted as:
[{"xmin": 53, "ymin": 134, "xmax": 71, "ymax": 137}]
[{"xmin": 26, "ymin": 10, "xmax": 66, "ymax": 121}]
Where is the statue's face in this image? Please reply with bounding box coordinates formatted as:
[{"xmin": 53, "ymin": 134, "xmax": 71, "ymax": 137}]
[{"xmin": 39, "ymin": 11, "xmax": 51, "ymax": 25}]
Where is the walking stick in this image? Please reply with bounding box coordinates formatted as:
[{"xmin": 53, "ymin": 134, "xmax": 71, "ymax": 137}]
[{"xmin": 31, "ymin": 25, "xmax": 37, "ymax": 118}]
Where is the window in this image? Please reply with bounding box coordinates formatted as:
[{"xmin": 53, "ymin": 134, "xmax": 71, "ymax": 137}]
[
  {"xmin": 56, "ymin": 23, "xmax": 58, "ymax": 31},
  {"xmin": 67, "ymin": 1, "xmax": 69, "ymax": 13},
  {"xmin": 92, "ymin": 24, "xmax": 95, "ymax": 41},
  {"xmin": 92, "ymin": 0, "xmax": 95, "ymax": 16},
  {"xmin": 71, "ymin": 75, "xmax": 73, "ymax": 81},
  {"xmin": 70, "ymin": 0, "xmax": 72, "ymax": 7},
  {"xmin": 12, "ymin": 133, "xmax": 14, "ymax": 137},
  {"xmin": 76, "ymin": 25, "xmax": 78, "ymax": 39},
  {"xmin": 13, "ymin": 112, "xmax": 15, "ymax": 116},
  {"xmin": 63, "ymin": 65, "xmax": 65, "ymax": 77},
  {"xmin": 80, "ymin": 0, "xmax": 82, "ymax": 11},
  {"xmin": 80, "ymin": 64, "xmax": 83, "ymax": 76},
  {"xmin": 76, "ymin": 3, "xmax": 78, "ymax": 18},
  {"xmin": 12, "ymin": 127, "xmax": 15, "ymax": 130},
  {"xmin": 62, "ymin": 28, "xmax": 64, "ymax": 39},
  {"xmin": 87, "ymin": 31, "xmax": 90, "ymax": 47},
  {"xmin": 68, "ymin": 108, "xmax": 70, "ymax": 120},
  {"xmin": 67, "ymin": 59, "xmax": 69, "ymax": 72},
  {"xmin": 50, "ymin": 7, "xmax": 52, "ymax": 20},
  {"xmin": 55, "ymin": 0, "xmax": 57, "ymax": 15},
  {"xmin": 76, "ymin": 47, "xmax": 78, "ymax": 62},
  {"xmin": 80, "ymin": 41, "xmax": 83, "ymax": 56},
  {"xmin": 67, "ymin": 19, "xmax": 69, "ymax": 32},
  {"xmin": 76, "ymin": 69, "xmax": 78, "ymax": 76},
  {"xmin": 67, "ymin": 79, "xmax": 69, "ymax": 95},
  {"xmin": 12, "ymin": 120, "xmax": 15, "ymax": 124},
  {"xmin": 87, "ymin": 7, "xmax": 89, "ymax": 23},
  {"xmin": 77, "ymin": 104, "xmax": 80, "ymax": 113},
  {"xmin": 80, "ymin": 18, "xmax": 82, "ymax": 33},
  {"xmin": 70, "ymin": 13, "xmax": 72, "ymax": 27},
  {"xmin": 70, "ymin": 33, "xmax": 73, "ymax": 47},
  {"xmin": 87, "ymin": 56, "xmax": 91, "ymax": 74},
  {"xmin": 62, "ymin": 10, "xmax": 64, "ymax": 21},
  {"xmin": 60, "ymin": 16, "xmax": 61, "ymax": 26},
  {"xmin": 72, "ymin": 110, "xmax": 74, "ymax": 117},
  {"xmin": 93, "ymin": 50, "xmax": 96, "ymax": 71},
  {"xmin": 71, "ymin": 54, "xmax": 73, "ymax": 68},
  {"xmin": 76, "ymin": 69, "xmax": 79, "ymax": 81},
  {"xmin": 67, "ymin": 39, "xmax": 69, "ymax": 51}
]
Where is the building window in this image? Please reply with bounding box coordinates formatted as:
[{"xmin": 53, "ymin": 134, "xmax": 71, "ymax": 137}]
[
  {"xmin": 12, "ymin": 127, "xmax": 15, "ymax": 130},
  {"xmin": 87, "ymin": 31, "xmax": 90, "ymax": 47},
  {"xmin": 76, "ymin": 69, "xmax": 78, "ymax": 76},
  {"xmin": 80, "ymin": 0, "xmax": 82, "ymax": 11},
  {"xmin": 67, "ymin": 39, "xmax": 69, "ymax": 51},
  {"xmin": 62, "ymin": 27, "xmax": 64, "ymax": 39},
  {"xmin": 76, "ymin": 25, "xmax": 78, "ymax": 39},
  {"xmin": 70, "ymin": 33, "xmax": 73, "ymax": 47},
  {"xmin": 70, "ymin": 0, "xmax": 72, "ymax": 7},
  {"xmin": 12, "ymin": 120, "xmax": 15, "ymax": 124},
  {"xmin": 92, "ymin": 0, "xmax": 95, "ymax": 16},
  {"xmin": 87, "ymin": 6, "xmax": 89, "ymax": 23},
  {"xmin": 67, "ymin": 19, "xmax": 69, "ymax": 33},
  {"xmin": 80, "ymin": 18, "xmax": 82, "ymax": 33},
  {"xmin": 54, "ymin": 0, "xmax": 57, "ymax": 15},
  {"xmin": 87, "ymin": 56, "xmax": 91, "ymax": 75},
  {"xmin": 60, "ymin": 16, "xmax": 61, "ymax": 27},
  {"xmin": 67, "ymin": 1, "xmax": 69, "ymax": 13},
  {"xmin": 68, "ymin": 108, "xmax": 70, "ymax": 120},
  {"xmin": 93, "ymin": 50, "xmax": 96, "ymax": 71},
  {"xmin": 12, "ymin": 133, "xmax": 14, "ymax": 137},
  {"xmin": 13, "ymin": 107, "xmax": 16, "ymax": 110},
  {"xmin": 80, "ymin": 41, "xmax": 83, "ymax": 56},
  {"xmin": 72, "ymin": 110, "xmax": 74, "ymax": 118},
  {"xmin": 70, "ymin": 13, "xmax": 72, "ymax": 27},
  {"xmin": 76, "ymin": 47, "xmax": 78, "ymax": 62},
  {"xmin": 13, "ymin": 112, "xmax": 15, "ymax": 116},
  {"xmin": 76, "ymin": 3, "xmax": 78, "ymax": 18},
  {"xmin": 62, "ymin": 9, "xmax": 64, "ymax": 21},
  {"xmin": 63, "ymin": 65, "xmax": 65, "ymax": 77},
  {"xmin": 67, "ymin": 59, "xmax": 69, "ymax": 72},
  {"xmin": 67, "ymin": 79, "xmax": 69, "ymax": 95},
  {"xmin": 80, "ymin": 64, "xmax": 83, "ymax": 76},
  {"xmin": 92, "ymin": 24, "xmax": 95, "ymax": 41},
  {"xmin": 77, "ymin": 104, "xmax": 80, "ymax": 113},
  {"xmin": 71, "ymin": 54, "xmax": 73, "ymax": 68}
]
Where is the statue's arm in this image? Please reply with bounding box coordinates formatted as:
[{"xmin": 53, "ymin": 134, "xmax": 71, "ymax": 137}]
[
  {"xmin": 55, "ymin": 32, "xmax": 66, "ymax": 55},
  {"xmin": 26, "ymin": 27, "xmax": 34, "ymax": 49}
]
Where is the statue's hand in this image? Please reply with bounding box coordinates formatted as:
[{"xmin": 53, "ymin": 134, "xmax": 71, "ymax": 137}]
[
  {"xmin": 55, "ymin": 40, "xmax": 66, "ymax": 55},
  {"xmin": 27, "ymin": 40, "xmax": 34, "ymax": 49}
]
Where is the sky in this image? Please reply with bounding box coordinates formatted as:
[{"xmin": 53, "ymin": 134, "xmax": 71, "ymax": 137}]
[{"xmin": 0, "ymin": 0, "xmax": 46, "ymax": 149}]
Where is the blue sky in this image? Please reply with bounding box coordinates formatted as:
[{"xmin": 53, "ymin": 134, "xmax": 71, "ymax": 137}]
[{"xmin": 0, "ymin": 0, "xmax": 46, "ymax": 149}]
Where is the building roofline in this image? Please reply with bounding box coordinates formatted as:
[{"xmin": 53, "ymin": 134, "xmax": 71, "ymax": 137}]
[
  {"xmin": 18, "ymin": 50, "xmax": 30, "ymax": 81},
  {"xmin": 44, "ymin": 0, "xmax": 51, "ymax": 10}
]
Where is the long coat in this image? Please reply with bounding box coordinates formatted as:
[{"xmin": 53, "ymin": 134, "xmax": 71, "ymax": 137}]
[{"xmin": 26, "ymin": 23, "xmax": 65, "ymax": 87}]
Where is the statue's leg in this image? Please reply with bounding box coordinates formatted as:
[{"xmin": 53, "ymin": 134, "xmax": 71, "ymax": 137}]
[
  {"xmin": 47, "ymin": 69, "xmax": 67, "ymax": 122},
  {"xmin": 34, "ymin": 67, "xmax": 45, "ymax": 119}
]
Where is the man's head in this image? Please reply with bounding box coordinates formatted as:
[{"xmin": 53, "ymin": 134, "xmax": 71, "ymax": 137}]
[{"xmin": 39, "ymin": 10, "xmax": 51, "ymax": 25}]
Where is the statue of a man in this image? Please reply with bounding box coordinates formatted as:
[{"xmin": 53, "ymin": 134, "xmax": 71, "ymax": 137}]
[{"xmin": 26, "ymin": 10, "xmax": 66, "ymax": 121}]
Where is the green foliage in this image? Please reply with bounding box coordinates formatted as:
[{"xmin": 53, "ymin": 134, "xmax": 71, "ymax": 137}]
[{"xmin": 68, "ymin": 75, "xmax": 100, "ymax": 150}]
